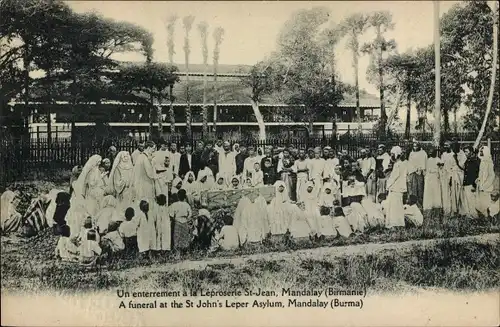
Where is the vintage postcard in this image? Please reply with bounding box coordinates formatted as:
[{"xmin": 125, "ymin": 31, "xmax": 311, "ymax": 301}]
[{"xmin": 1, "ymin": 0, "xmax": 499, "ymax": 326}]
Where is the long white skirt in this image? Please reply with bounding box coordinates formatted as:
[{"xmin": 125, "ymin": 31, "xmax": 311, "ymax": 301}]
[
  {"xmin": 423, "ymin": 172, "xmax": 442, "ymax": 210},
  {"xmin": 385, "ymin": 191, "xmax": 405, "ymax": 228},
  {"xmin": 460, "ymin": 185, "xmax": 478, "ymax": 218}
]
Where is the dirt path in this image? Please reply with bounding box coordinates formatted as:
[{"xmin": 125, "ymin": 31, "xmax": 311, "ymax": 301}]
[{"xmin": 120, "ymin": 233, "xmax": 499, "ymax": 275}]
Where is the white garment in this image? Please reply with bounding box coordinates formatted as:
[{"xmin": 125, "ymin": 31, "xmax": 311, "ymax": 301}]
[
  {"xmin": 217, "ymin": 225, "xmax": 239, "ymax": 250},
  {"xmin": 404, "ymin": 204, "xmax": 423, "ymax": 227},
  {"xmin": 408, "ymin": 150, "xmax": 428, "ymax": 175},
  {"xmin": 169, "ymin": 152, "xmax": 181, "ymax": 176},
  {"xmin": 218, "ymin": 150, "xmax": 237, "ymax": 183}
]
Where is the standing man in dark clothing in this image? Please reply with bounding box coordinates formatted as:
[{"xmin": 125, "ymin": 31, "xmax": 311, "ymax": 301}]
[
  {"xmin": 459, "ymin": 145, "xmax": 481, "ymax": 218},
  {"xmin": 178, "ymin": 144, "xmax": 193, "ymax": 179},
  {"xmin": 202, "ymin": 141, "xmax": 219, "ymax": 176},
  {"xmin": 192, "ymin": 140, "xmax": 204, "ymax": 178},
  {"xmin": 260, "ymin": 146, "xmax": 274, "ymax": 169},
  {"xmin": 235, "ymin": 144, "xmax": 248, "ymax": 176}
]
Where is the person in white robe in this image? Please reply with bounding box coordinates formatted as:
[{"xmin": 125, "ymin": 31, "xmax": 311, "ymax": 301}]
[
  {"xmin": 385, "ymin": 146, "xmax": 406, "ymax": 228},
  {"xmin": 151, "ymin": 194, "xmax": 171, "ymax": 251},
  {"xmin": 331, "ymin": 207, "xmax": 353, "ymax": 237},
  {"xmin": 476, "ymin": 146, "xmax": 496, "ymax": 216},
  {"xmin": 108, "ymin": 151, "xmax": 134, "ymax": 209},
  {"xmin": 293, "ymin": 149, "xmax": 311, "ymax": 202},
  {"xmin": 268, "ymin": 181, "xmax": 293, "ymax": 235},
  {"xmin": 132, "ymin": 141, "xmax": 159, "ymax": 202},
  {"xmin": 242, "ymin": 145, "xmax": 261, "ymax": 181},
  {"xmin": 361, "ymin": 197, "xmax": 385, "ymax": 229},
  {"xmin": 347, "ymin": 201, "xmax": 368, "ymax": 233},
  {"xmin": 213, "ymin": 173, "xmax": 227, "ymax": 190},
  {"xmin": 404, "ymin": 195, "xmax": 424, "ymax": 227},
  {"xmin": 309, "ymin": 147, "xmax": 326, "ymax": 195},
  {"xmin": 407, "ymin": 142, "xmax": 427, "ymax": 206},
  {"xmin": 376, "ymin": 145, "xmax": 391, "ymax": 201},
  {"xmin": 318, "ymin": 182, "xmax": 336, "ymax": 208},
  {"xmin": 169, "ymin": 143, "xmax": 181, "ymax": 177},
  {"xmin": 136, "ymin": 199, "xmax": 156, "ymax": 255},
  {"xmin": 300, "ymin": 181, "xmax": 321, "ymax": 237},
  {"xmin": 229, "ymin": 175, "xmax": 242, "ymax": 190},
  {"xmin": 191, "ymin": 169, "xmax": 212, "ymax": 206},
  {"xmin": 182, "ymin": 171, "xmax": 197, "ymax": 205},
  {"xmin": 251, "ymin": 162, "xmax": 264, "ymax": 187},
  {"xmin": 440, "ymin": 142, "xmax": 466, "ymax": 216},
  {"xmin": 423, "ymin": 149, "xmax": 443, "ymax": 212},
  {"xmin": 170, "ymin": 177, "xmax": 183, "ymax": 195},
  {"xmin": 72, "ymin": 154, "xmax": 105, "ymax": 216},
  {"xmin": 218, "ymin": 141, "xmax": 236, "ymax": 186},
  {"xmin": 487, "ymin": 192, "xmax": 499, "ymax": 218},
  {"xmin": 152, "ymin": 143, "xmax": 173, "ymax": 195},
  {"xmin": 94, "ymin": 195, "xmax": 121, "ymax": 234},
  {"xmin": 358, "ymin": 149, "xmax": 377, "ymax": 202},
  {"xmin": 131, "ymin": 142, "xmax": 145, "ymax": 166},
  {"xmin": 44, "ymin": 189, "xmax": 65, "ymax": 227},
  {"xmin": 1, "ymin": 190, "xmax": 22, "ymax": 233}
]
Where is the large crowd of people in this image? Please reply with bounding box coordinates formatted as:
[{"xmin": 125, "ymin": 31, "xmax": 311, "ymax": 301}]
[{"xmin": 1, "ymin": 138, "xmax": 498, "ymax": 265}]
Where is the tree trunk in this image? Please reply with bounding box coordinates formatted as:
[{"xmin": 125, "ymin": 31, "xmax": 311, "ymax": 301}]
[
  {"xmin": 433, "ymin": 0, "xmax": 441, "ymax": 148},
  {"xmin": 157, "ymin": 103, "xmax": 163, "ymax": 136},
  {"xmin": 378, "ymin": 36, "xmax": 387, "ymax": 135},
  {"xmin": 443, "ymin": 109, "xmax": 449, "ymax": 135},
  {"xmin": 250, "ymin": 99, "xmax": 266, "ymax": 140},
  {"xmin": 405, "ymin": 93, "xmax": 411, "ymax": 139},
  {"xmin": 185, "ymin": 44, "xmax": 192, "ymax": 138},
  {"xmin": 474, "ymin": 0, "xmax": 498, "ymax": 149},
  {"xmin": 354, "ymin": 51, "xmax": 361, "ymax": 126},
  {"xmin": 169, "ymin": 85, "xmax": 175, "ymax": 133},
  {"xmin": 46, "ymin": 71, "xmax": 52, "ymax": 148},
  {"xmin": 202, "ymin": 63, "xmax": 208, "ymax": 135},
  {"xmin": 453, "ymin": 109, "xmax": 457, "ymax": 134},
  {"xmin": 149, "ymin": 94, "xmax": 154, "ymax": 137},
  {"xmin": 386, "ymin": 87, "xmax": 403, "ymax": 129},
  {"xmin": 213, "ymin": 64, "xmax": 218, "ymax": 133}
]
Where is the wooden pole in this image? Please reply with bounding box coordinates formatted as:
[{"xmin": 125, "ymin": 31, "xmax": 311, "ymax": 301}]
[{"xmin": 433, "ymin": 0, "xmax": 441, "ymax": 148}]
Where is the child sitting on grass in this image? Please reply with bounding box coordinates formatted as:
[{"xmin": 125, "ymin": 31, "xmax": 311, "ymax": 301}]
[
  {"xmin": 487, "ymin": 192, "xmax": 499, "ymax": 220},
  {"xmin": 192, "ymin": 209, "xmax": 215, "ymax": 251},
  {"xmin": 377, "ymin": 193, "xmax": 388, "ymax": 217},
  {"xmin": 118, "ymin": 207, "xmax": 139, "ymax": 253},
  {"xmin": 79, "ymin": 216, "xmax": 100, "ymax": 244},
  {"xmin": 79, "ymin": 229, "xmax": 102, "ymax": 264},
  {"xmin": 404, "ymin": 195, "xmax": 424, "ymax": 227},
  {"xmin": 214, "ymin": 215, "xmax": 239, "ymax": 251},
  {"xmin": 101, "ymin": 221, "xmax": 125, "ymax": 258},
  {"xmin": 55, "ymin": 225, "xmax": 79, "ymax": 262},
  {"xmin": 332, "ymin": 206, "xmax": 353, "ymax": 238}
]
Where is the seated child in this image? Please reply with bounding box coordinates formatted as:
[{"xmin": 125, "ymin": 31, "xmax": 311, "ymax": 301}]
[
  {"xmin": 101, "ymin": 221, "xmax": 125, "ymax": 255},
  {"xmin": 378, "ymin": 193, "xmax": 388, "ymax": 216},
  {"xmin": 230, "ymin": 176, "xmax": 241, "ymax": 189},
  {"xmin": 79, "ymin": 229, "xmax": 102, "ymax": 264},
  {"xmin": 346, "ymin": 200, "xmax": 368, "ymax": 233},
  {"xmin": 55, "ymin": 225, "xmax": 79, "ymax": 261},
  {"xmin": 79, "ymin": 216, "xmax": 100, "ymax": 244},
  {"xmin": 52, "ymin": 192, "xmax": 71, "ymax": 235},
  {"xmin": 213, "ymin": 174, "xmax": 227, "ymax": 191},
  {"xmin": 487, "ymin": 193, "xmax": 499, "ymax": 219},
  {"xmin": 244, "ymin": 177, "xmax": 253, "ymax": 188},
  {"xmin": 215, "ymin": 215, "xmax": 239, "ymax": 251},
  {"xmin": 118, "ymin": 207, "xmax": 139, "ymax": 252},
  {"xmin": 251, "ymin": 162, "xmax": 264, "ymax": 187},
  {"xmin": 331, "ymin": 206, "xmax": 353, "ymax": 238},
  {"xmin": 192, "ymin": 209, "xmax": 215, "ymax": 251},
  {"xmin": 404, "ymin": 195, "xmax": 424, "ymax": 227}
]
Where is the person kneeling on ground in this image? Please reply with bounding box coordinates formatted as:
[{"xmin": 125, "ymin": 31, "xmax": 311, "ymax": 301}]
[
  {"xmin": 403, "ymin": 195, "xmax": 424, "ymax": 227},
  {"xmin": 79, "ymin": 229, "xmax": 103, "ymax": 264},
  {"xmin": 214, "ymin": 214, "xmax": 239, "ymax": 251},
  {"xmin": 118, "ymin": 207, "xmax": 139, "ymax": 254},
  {"xmin": 101, "ymin": 221, "xmax": 125, "ymax": 260},
  {"xmin": 55, "ymin": 224, "xmax": 79, "ymax": 262},
  {"xmin": 192, "ymin": 209, "xmax": 216, "ymax": 251}
]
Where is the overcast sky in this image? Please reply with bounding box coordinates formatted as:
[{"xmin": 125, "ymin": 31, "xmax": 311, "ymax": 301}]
[{"xmin": 68, "ymin": 0, "xmax": 459, "ymax": 98}]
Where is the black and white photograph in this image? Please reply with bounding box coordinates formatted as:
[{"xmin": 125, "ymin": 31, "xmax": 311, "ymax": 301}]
[{"xmin": 1, "ymin": 1, "xmax": 499, "ymax": 326}]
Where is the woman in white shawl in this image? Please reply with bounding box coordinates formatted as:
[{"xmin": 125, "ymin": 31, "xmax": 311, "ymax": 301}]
[
  {"xmin": 1, "ymin": 190, "xmax": 22, "ymax": 233},
  {"xmin": 318, "ymin": 182, "xmax": 336, "ymax": 208},
  {"xmin": 72, "ymin": 154, "xmax": 105, "ymax": 216},
  {"xmin": 385, "ymin": 146, "xmax": 406, "ymax": 228},
  {"xmin": 93, "ymin": 195, "xmax": 121, "ymax": 234},
  {"xmin": 191, "ymin": 169, "xmax": 211, "ymax": 205},
  {"xmin": 268, "ymin": 181, "xmax": 294, "ymax": 235},
  {"xmin": 170, "ymin": 177, "xmax": 183, "ymax": 195},
  {"xmin": 212, "ymin": 173, "xmax": 227, "ymax": 190},
  {"xmin": 300, "ymin": 181, "xmax": 321, "ymax": 237},
  {"xmin": 182, "ymin": 171, "xmax": 197, "ymax": 205},
  {"xmin": 476, "ymin": 146, "xmax": 496, "ymax": 216},
  {"xmin": 108, "ymin": 151, "xmax": 134, "ymax": 209},
  {"xmin": 44, "ymin": 189, "xmax": 65, "ymax": 227}
]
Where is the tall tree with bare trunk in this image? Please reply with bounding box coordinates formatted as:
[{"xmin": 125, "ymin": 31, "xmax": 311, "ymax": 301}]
[
  {"xmin": 339, "ymin": 13, "xmax": 369, "ymax": 127},
  {"xmin": 182, "ymin": 15, "xmax": 195, "ymax": 137},
  {"xmin": 166, "ymin": 15, "xmax": 178, "ymax": 133},
  {"xmin": 212, "ymin": 27, "xmax": 224, "ymax": 133},
  {"xmin": 474, "ymin": 0, "xmax": 498, "ymax": 149},
  {"xmin": 198, "ymin": 21, "xmax": 209, "ymax": 135}
]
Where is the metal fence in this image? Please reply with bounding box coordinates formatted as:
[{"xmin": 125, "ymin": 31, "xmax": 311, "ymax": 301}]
[{"xmin": 1, "ymin": 131, "xmax": 499, "ymax": 188}]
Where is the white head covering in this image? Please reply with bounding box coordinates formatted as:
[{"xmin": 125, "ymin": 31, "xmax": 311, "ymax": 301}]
[
  {"xmin": 232, "ymin": 143, "xmax": 240, "ymax": 153},
  {"xmin": 1, "ymin": 191, "xmax": 18, "ymax": 228},
  {"xmin": 183, "ymin": 171, "xmax": 196, "ymax": 184},
  {"xmin": 171, "ymin": 177, "xmax": 183, "ymax": 194},
  {"xmin": 301, "ymin": 180, "xmax": 317, "ymax": 201},
  {"xmin": 198, "ymin": 208, "xmax": 211, "ymax": 218},
  {"xmin": 273, "ymin": 180, "xmax": 289, "ymax": 201},
  {"xmin": 108, "ymin": 151, "xmax": 133, "ymax": 193},
  {"xmin": 479, "ymin": 146, "xmax": 492, "ymax": 162},
  {"xmin": 390, "ymin": 146, "xmax": 402, "ymax": 157},
  {"xmin": 230, "ymin": 175, "xmax": 241, "ymax": 189},
  {"xmin": 101, "ymin": 195, "xmax": 118, "ymax": 209},
  {"xmin": 73, "ymin": 155, "xmax": 102, "ymax": 199}
]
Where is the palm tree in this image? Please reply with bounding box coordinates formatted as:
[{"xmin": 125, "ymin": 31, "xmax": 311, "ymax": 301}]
[
  {"xmin": 339, "ymin": 13, "xmax": 369, "ymax": 127},
  {"xmin": 212, "ymin": 27, "xmax": 224, "ymax": 133},
  {"xmin": 166, "ymin": 15, "xmax": 178, "ymax": 133},
  {"xmin": 361, "ymin": 11, "xmax": 396, "ymax": 135},
  {"xmin": 198, "ymin": 21, "xmax": 209, "ymax": 136},
  {"xmin": 474, "ymin": 0, "xmax": 498, "ymax": 148},
  {"xmin": 182, "ymin": 16, "xmax": 195, "ymax": 138}
]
